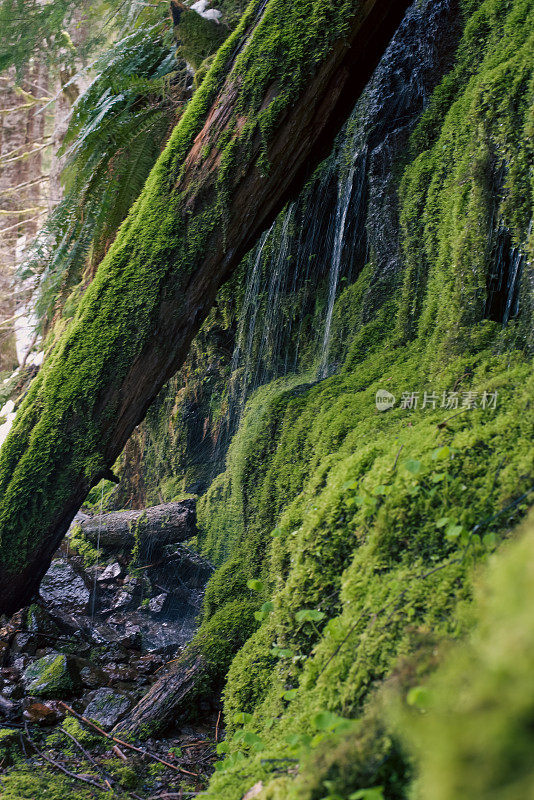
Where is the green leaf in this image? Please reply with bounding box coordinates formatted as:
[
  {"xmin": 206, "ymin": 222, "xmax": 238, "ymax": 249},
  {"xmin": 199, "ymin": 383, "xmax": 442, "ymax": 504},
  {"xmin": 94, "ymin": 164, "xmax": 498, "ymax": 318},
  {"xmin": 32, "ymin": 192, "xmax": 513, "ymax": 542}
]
[
  {"xmin": 435, "ymin": 517, "xmax": 450, "ymax": 529},
  {"xmin": 432, "ymin": 445, "xmax": 450, "ymax": 461},
  {"xmin": 404, "ymin": 459, "xmax": 422, "ymax": 475},
  {"xmin": 372, "ymin": 484, "xmax": 390, "ymax": 496},
  {"xmin": 295, "ymin": 609, "xmax": 326, "ymax": 624},
  {"xmin": 216, "ymin": 741, "xmax": 230, "ymax": 755},
  {"xmin": 283, "ymin": 689, "xmax": 298, "ymax": 701},
  {"xmin": 242, "ymin": 731, "xmax": 264, "ymax": 751},
  {"xmin": 233, "ymin": 712, "xmax": 253, "ymax": 725},
  {"xmin": 312, "ymin": 711, "xmax": 353, "ymax": 732},
  {"xmin": 247, "ymin": 579, "xmax": 265, "ymax": 592},
  {"xmin": 407, "ymin": 686, "xmax": 431, "ymax": 708},
  {"xmin": 445, "ymin": 523, "xmax": 464, "ymax": 541},
  {"xmin": 349, "ymin": 787, "xmax": 384, "ymax": 800},
  {"xmin": 261, "ymin": 601, "xmax": 275, "ymax": 613}
]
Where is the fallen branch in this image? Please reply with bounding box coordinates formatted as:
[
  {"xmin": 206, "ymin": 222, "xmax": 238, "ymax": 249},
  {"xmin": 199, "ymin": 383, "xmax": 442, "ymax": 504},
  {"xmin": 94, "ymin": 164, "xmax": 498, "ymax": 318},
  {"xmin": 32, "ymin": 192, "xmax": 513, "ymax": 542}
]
[
  {"xmin": 58, "ymin": 703, "xmax": 198, "ymax": 777},
  {"xmin": 59, "ymin": 725, "xmax": 115, "ymax": 790},
  {"xmin": 24, "ymin": 724, "xmax": 109, "ymax": 792}
]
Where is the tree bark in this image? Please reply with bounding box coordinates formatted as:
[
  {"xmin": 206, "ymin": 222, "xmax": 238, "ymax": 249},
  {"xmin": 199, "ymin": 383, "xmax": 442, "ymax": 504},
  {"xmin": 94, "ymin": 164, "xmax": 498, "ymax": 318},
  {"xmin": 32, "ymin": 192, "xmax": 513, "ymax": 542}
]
[
  {"xmin": 113, "ymin": 648, "xmax": 207, "ymax": 738},
  {"xmin": 79, "ymin": 499, "xmax": 197, "ymax": 554},
  {"xmin": 0, "ymin": 0, "xmax": 411, "ymax": 615}
]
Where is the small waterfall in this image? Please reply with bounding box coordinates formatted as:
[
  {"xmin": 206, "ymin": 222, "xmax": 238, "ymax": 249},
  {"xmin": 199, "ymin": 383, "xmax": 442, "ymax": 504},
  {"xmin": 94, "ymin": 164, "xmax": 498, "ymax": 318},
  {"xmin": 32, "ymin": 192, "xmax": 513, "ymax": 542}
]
[
  {"xmin": 503, "ymin": 245, "xmax": 523, "ymax": 325},
  {"xmin": 229, "ymin": 228, "xmax": 272, "ymax": 424},
  {"xmin": 485, "ymin": 224, "xmax": 528, "ymax": 325},
  {"xmin": 209, "ymin": 0, "xmax": 464, "ymax": 477},
  {"xmin": 318, "ymin": 144, "xmax": 367, "ymax": 379}
]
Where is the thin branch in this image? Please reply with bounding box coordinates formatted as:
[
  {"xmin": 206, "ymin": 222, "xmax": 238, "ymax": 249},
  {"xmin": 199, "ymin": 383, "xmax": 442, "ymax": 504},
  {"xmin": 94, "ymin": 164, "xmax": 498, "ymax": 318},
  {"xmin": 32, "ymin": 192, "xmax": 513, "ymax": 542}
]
[
  {"xmin": 0, "ymin": 215, "xmax": 41, "ymax": 235},
  {"xmin": 0, "ymin": 142, "xmax": 52, "ymax": 166},
  {"xmin": 58, "ymin": 703, "xmax": 198, "ymax": 777},
  {"xmin": 24, "ymin": 725, "xmax": 110, "ymax": 792},
  {"xmin": 0, "ymin": 176, "xmax": 48, "ymax": 197},
  {"xmin": 0, "ymin": 206, "xmax": 45, "ymax": 215}
]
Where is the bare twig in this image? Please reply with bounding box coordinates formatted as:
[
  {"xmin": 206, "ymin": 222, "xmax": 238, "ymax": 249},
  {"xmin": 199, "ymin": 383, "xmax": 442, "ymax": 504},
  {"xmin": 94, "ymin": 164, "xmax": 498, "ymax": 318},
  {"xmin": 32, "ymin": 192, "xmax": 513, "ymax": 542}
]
[
  {"xmin": 112, "ymin": 744, "xmax": 128, "ymax": 761},
  {"xmin": 215, "ymin": 710, "xmax": 221, "ymax": 743},
  {"xmin": 58, "ymin": 703, "xmax": 198, "ymax": 777},
  {"xmin": 59, "ymin": 725, "xmax": 115, "ymax": 786},
  {"xmin": 391, "ymin": 443, "xmax": 404, "ymax": 472},
  {"xmin": 24, "ymin": 725, "xmax": 109, "ymax": 791}
]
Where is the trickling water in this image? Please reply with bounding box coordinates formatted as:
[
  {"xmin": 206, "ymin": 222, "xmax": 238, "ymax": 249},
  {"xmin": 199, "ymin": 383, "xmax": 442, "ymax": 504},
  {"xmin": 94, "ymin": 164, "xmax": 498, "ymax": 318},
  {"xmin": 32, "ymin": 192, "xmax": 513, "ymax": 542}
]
[
  {"xmin": 318, "ymin": 145, "xmax": 367, "ymax": 379},
  {"xmin": 208, "ymin": 0, "xmax": 468, "ymax": 478},
  {"xmin": 503, "ymin": 246, "xmax": 524, "ymax": 325}
]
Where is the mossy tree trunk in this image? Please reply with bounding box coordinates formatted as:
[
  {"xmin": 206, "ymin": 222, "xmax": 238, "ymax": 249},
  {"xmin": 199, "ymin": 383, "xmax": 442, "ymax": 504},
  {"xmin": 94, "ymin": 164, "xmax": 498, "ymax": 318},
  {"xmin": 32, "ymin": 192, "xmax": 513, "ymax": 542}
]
[{"xmin": 0, "ymin": 0, "xmax": 410, "ymax": 614}]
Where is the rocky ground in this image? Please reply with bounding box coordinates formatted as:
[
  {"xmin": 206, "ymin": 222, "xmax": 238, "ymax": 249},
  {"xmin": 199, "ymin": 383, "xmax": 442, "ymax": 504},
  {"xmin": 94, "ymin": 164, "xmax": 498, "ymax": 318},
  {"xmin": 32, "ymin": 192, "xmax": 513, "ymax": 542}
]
[{"xmin": 0, "ymin": 504, "xmax": 220, "ymax": 798}]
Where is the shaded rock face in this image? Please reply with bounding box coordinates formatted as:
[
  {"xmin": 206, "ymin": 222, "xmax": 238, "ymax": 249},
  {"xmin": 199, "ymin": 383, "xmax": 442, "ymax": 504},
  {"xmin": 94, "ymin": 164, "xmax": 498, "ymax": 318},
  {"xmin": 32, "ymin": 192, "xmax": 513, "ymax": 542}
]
[
  {"xmin": 23, "ymin": 653, "xmax": 80, "ymax": 698},
  {"xmin": 337, "ymin": 0, "xmax": 464, "ymax": 318},
  {"xmin": 84, "ymin": 688, "xmax": 132, "ymax": 730},
  {"xmin": 39, "ymin": 559, "xmax": 90, "ymax": 614}
]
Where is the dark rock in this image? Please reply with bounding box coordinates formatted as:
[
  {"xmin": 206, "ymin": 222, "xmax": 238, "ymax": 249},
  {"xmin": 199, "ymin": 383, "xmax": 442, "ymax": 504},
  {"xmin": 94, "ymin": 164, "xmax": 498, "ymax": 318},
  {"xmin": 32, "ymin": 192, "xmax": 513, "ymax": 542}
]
[
  {"xmin": 11, "ymin": 632, "xmax": 37, "ymax": 656},
  {"xmin": 84, "ymin": 688, "xmax": 132, "ymax": 730},
  {"xmin": 80, "ymin": 663, "xmax": 109, "ymax": 689},
  {"xmin": 26, "ymin": 605, "xmax": 62, "ymax": 639},
  {"xmin": 106, "ymin": 663, "xmax": 139, "ymax": 684},
  {"xmin": 111, "ymin": 591, "xmax": 134, "ymax": 612},
  {"xmin": 148, "ymin": 593, "xmax": 168, "ymax": 614},
  {"xmin": 23, "ymin": 653, "xmax": 81, "ymax": 698},
  {"xmin": 39, "ymin": 560, "xmax": 90, "ymax": 615},
  {"xmin": 0, "ymin": 694, "xmax": 21, "ymax": 720},
  {"xmin": 98, "ymin": 562, "xmax": 122, "ymax": 582},
  {"xmin": 2, "ymin": 682, "xmax": 24, "ymax": 701}
]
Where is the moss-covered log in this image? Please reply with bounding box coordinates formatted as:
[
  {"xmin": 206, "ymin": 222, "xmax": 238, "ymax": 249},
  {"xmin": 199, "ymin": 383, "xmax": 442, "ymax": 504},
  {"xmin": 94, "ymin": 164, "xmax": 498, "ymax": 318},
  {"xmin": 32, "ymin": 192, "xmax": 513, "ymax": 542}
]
[
  {"xmin": 0, "ymin": 0, "xmax": 411, "ymax": 615},
  {"xmin": 79, "ymin": 499, "xmax": 197, "ymax": 554}
]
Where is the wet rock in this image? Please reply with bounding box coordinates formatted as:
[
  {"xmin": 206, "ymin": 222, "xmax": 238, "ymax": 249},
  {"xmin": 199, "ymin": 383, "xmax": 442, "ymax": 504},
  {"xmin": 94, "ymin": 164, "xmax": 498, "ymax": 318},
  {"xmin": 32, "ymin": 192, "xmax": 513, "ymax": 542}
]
[
  {"xmin": 0, "ymin": 639, "xmax": 10, "ymax": 665},
  {"xmin": 80, "ymin": 663, "xmax": 109, "ymax": 689},
  {"xmin": 23, "ymin": 700, "xmax": 64, "ymax": 725},
  {"xmin": 26, "ymin": 605, "xmax": 62, "ymax": 639},
  {"xmin": 148, "ymin": 593, "xmax": 168, "ymax": 614},
  {"xmin": 84, "ymin": 688, "xmax": 132, "ymax": 730},
  {"xmin": 2, "ymin": 682, "xmax": 24, "ymax": 701},
  {"xmin": 40, "ymin": 560, "xmax": 90, "ymax": 614},
  {"xmin": 0, "ymin": 694, "xmax": 20, "ymax": 720},
  {"xmin": 120, "ymin": 623, "xmax": 142, "ymax": 649},
  {"xmin": 111, "ymin": 591, "xmax": 134, "ymax": 612},
  {"xmin": 133, "ymin": 654, "xmax": 164, "ymax": 675},
  {"xmin": 106, "ymin": 662, "xmax": 140, "ymax": 684},
  {"xmin": 23, "ymin": 653, "xmax": 81, "ymax": 698},
  {"xmin": 11, "ymin": 656, "xmax": 29, "ymax": 673},
  {"xmin": 98, "ymin": 562, "xmax": 122, "ymax": 582},
  {"xmin": 11, "ymin": 632, "xmax": 37, "ymax": 656}
]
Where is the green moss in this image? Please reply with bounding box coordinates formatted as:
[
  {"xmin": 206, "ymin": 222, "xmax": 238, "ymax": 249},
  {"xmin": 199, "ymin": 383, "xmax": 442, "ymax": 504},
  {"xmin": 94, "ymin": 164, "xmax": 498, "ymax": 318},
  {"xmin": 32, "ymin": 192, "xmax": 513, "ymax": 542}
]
[
  {"xmin": 0, "ymin": 0, "xmax": 368, "ymax": 578},
  {"xmin": 24, "ymin": 654, "xmax": 80, "ymax": 698},
  {"xmin": 397, "ymin": 0, "xmax": 534, "ymax": 356},
  {"xmin": 0, "ymin": 768, "xmax": 102, "ymax": 799},
  {"xmin": 396, "ymin": 509, "xmax": 534, "ymax": 800},
  {"xmin": 188, "ymin": 3, "xmax": 534, "ymax": 797},
  {"xmin": 68, "ymin": 524, "xmax": 101, "ymax": 567},
  {"xmin": 176, "ymin": 9, "xmax": 227, "ymax": 71}
]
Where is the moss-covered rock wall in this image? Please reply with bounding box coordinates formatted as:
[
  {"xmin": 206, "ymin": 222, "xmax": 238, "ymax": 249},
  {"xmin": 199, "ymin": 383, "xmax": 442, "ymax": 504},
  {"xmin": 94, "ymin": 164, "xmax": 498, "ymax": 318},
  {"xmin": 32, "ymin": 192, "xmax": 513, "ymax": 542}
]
[{"xmin": 182, "ymin": 0, "xmax": 533, "ymax": 796}]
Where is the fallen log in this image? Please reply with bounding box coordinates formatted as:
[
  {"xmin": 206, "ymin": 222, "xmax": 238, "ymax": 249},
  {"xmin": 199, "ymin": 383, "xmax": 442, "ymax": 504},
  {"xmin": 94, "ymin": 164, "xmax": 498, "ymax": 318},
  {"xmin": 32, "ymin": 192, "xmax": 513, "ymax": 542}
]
[
  {"xmin": 112, "ymin": 648, "xmax": 207, "ymax": 738},
  {"xmin": 79, "ymin": 499, "xmax": 197, "ymax": 554},
  {"xmin": 0, "ymin": 0, "xmax": 411, "ymax": 614}
]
